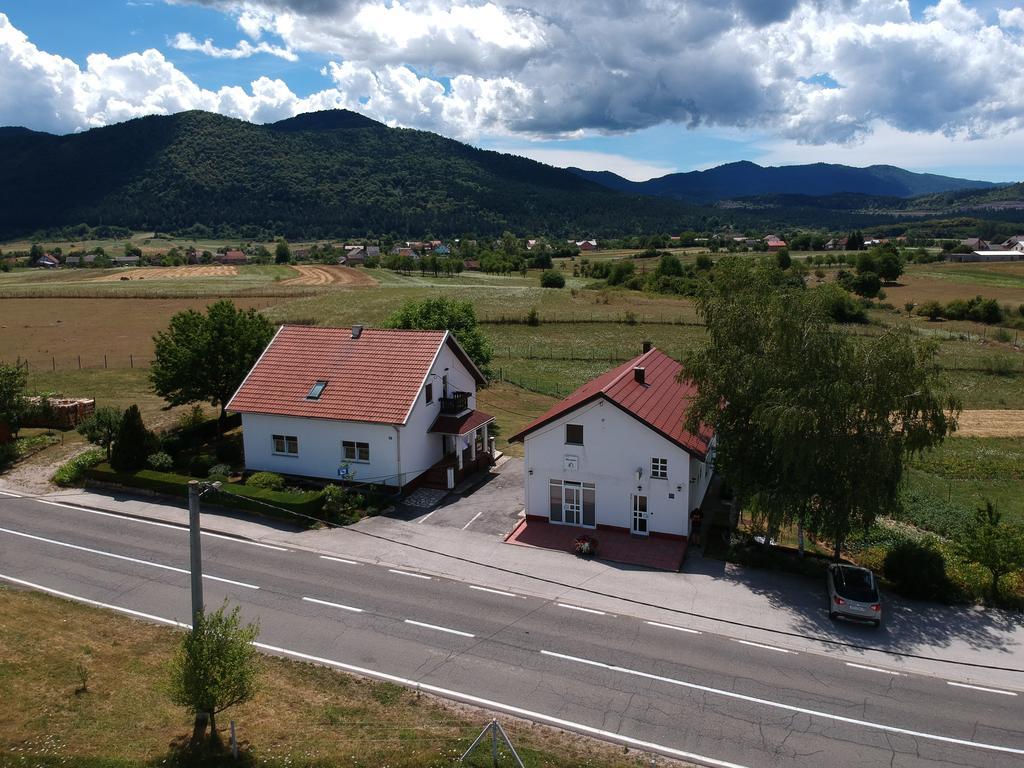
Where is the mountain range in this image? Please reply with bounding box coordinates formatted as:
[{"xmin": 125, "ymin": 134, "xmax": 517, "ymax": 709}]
[
  {"xmin": 568, "ymin": 161, "xmax": 999, "ymax": 203},
  {"xmin": 0, "ymin": 109, "xmax": 1019, "ymax": 241}
]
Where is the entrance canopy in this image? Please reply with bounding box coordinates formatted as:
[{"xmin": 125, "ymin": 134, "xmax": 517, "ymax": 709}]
[{"xmin": 428, "ymin": 409, "xmax": 494, "ymax": 436}]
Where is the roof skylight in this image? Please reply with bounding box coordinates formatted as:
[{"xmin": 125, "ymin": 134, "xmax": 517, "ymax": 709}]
[{"xmin": 307, "ymin": 380, "xmax": 328, "ymax": 400}]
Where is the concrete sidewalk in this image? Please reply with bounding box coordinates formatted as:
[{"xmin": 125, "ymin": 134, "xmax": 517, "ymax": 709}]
[{"xmin": 31, "ymin": 484, "xmax": 1024, "ymax": 690}]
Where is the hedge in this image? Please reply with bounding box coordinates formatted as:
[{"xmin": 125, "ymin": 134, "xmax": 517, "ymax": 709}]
[{"xmin": 84, "ymin": 463, "xmax": 325, "ymax": 527}]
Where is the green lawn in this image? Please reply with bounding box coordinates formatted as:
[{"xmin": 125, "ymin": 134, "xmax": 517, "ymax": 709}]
[{"xmin": 903, "ymin": 437, "xmax": 1024, "ymax": 530}]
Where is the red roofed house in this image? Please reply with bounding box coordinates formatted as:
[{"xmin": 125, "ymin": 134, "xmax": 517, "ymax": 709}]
[
  {"xmin": 228, "ymin": 325, "xmax": 493, "ymax": 489},
  {"xmin": 764, "ymin": 235, "xmax": 787, "ymax": 251},
  {"xmin": 509, "ymin": 346, "xmax": 714, "ymax": 540},
  {"xmin": 216, "ymin": 250, "xmax": 249, "ymax": 265}
]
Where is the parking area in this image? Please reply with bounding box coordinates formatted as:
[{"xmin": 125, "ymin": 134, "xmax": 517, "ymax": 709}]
[{"xmin": 397, "ymin": 457, "xmax": 524, "ymax": 536}]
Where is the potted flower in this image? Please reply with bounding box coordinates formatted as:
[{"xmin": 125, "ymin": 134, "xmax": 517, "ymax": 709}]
[{"xmin": 573, "ymin": 535, "xmax": 599, "ymax": 557}]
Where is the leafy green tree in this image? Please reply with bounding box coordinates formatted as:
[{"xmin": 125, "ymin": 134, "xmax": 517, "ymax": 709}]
[
  {"xmin": 540, "ymin": 269, "xmax": 565, "ymax": 288},
  {"xmin": 76, "ymin": 406, "xmax": 123, "ymax": 461},
  {"xmin": 385, "ymin": 297, "xmax": 493, "ymax": 376},
  {"xmin": 656, "ymin": 252, "xmax": 684, "ymax": 277},
  {"xmin": 774, "ymin": 249, "xmax": 791, "ymax": 270},
  {"xmin": 274, "ymin": 238, "xmax": 291, "ymax": 264},
  {"xmin": 851, "ymin": 271, "xmax": 881, "ymax": 298},
  {"xmin": 0, "ymin": 363, "xmax": 28, "ymax": 436},
  {"xmin": 169, "ymin": 602, "xmax": 261, "ymax": 750},
  {"xmin": 956, "ymin": 502, "xmax": 1024, "ymax": 602},
  {"xmin": 151, "ymin": 300, "xmax": 275, "ymax": 424},
  {"xmin": 877, "ymin": 252, "xmax": 904, "ymax": 282},
  {"xmin": 683, "ymin": 257, "xmax": 959, "ymax": 560},
  {"xmin": 110, "ymin": 405, "xmax": 154, "ymax": 472}
]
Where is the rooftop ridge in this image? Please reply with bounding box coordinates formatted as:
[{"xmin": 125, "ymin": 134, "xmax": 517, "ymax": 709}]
[{"xmin": 602, "ymin": 347, "xmax": 660, "ymax": 392}]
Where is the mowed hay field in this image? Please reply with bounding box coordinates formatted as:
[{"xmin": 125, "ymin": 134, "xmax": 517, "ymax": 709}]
[
  {"xmin": 89, "ymin": 265, "xmax": 239, "ymax": 281},
  {"xmin": 282, "ymin": 264, "xmax": 378, "ymax": 286},
  {"xmin": 0, "ymin": 297, "xmax": 272, "ymax": 368},
  {"xmin": 881, "ymin": 260, "xmax": 1024, "ymax": 307}
]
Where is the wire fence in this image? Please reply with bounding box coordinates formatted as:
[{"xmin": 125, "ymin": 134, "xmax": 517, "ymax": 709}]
[
  {"xmin": 1, "ymin": 354, "xmax": 153, "ymax": 373},
  {"xmin": 478, "ymin": 312, "xmax": 702, "ymax": 326}
]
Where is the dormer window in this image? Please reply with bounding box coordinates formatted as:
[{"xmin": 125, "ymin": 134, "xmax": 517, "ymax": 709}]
[{"xmin": 307, "ymin": 380, "xmax": 328, "ymax": 400}]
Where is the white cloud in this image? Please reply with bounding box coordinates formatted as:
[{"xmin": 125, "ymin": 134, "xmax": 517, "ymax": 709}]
[
  {"xmin": 998, "ymin": 7, "xmax": 1024, "ymax": 30},
  {"xmin": 169, "ymin": 32, "xmax": 297, "ymax": 61},
  {"xmin": 491, "ymin": 146, "xmax": 677, "ymax": 181}
]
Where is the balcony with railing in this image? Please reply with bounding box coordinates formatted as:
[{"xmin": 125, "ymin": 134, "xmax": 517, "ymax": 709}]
[{"xmin": 439, "ymin": 390, "xmax": 470, "ymax": 415}]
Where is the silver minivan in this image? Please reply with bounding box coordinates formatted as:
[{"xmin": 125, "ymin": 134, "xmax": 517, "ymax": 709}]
[{"xmin": 827, "ymin": 564, "xmax": 882, "ymax": 627}]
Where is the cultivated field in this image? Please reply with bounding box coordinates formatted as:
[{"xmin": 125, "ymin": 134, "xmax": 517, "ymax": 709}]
[
  {"xmin": 282, "ymin": 264, "xmax": 378, "ymax": 286},
  {"xmin": 89, "ymin": 265, "xmax": 238, "ymax": 281}
]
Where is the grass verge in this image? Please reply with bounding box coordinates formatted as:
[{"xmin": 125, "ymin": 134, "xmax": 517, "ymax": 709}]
[{"xmin": 0, "ymin": 588, "xmax": 662, "ymax": 768}]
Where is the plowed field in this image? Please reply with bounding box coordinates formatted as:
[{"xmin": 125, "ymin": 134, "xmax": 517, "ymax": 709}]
[{"xmin": 90, "ymin": 266, "xmax": 238, "ymax": 282}]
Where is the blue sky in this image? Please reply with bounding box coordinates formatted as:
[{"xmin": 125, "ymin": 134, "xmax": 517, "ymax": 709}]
[{"xmin": 3, "ymin": 1, "xmax": 1024, "ymax": 182}]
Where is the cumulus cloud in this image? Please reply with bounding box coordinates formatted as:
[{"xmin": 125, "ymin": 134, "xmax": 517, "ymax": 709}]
[
  {"xmin": 4, "ymin": 0, "xmax": 1024, "ymax": 156},
  {"xmin": 169, "ymin": 32, "xmax": 298, "ymax": 60}
]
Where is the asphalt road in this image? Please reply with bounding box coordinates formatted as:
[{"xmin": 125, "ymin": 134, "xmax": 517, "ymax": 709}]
[{"xmin": 1, "ymin": 493, "xmax": 1021, "ymax": 768}]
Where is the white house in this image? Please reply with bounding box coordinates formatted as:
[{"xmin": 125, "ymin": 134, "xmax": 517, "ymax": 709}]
[
  {"xmin": 227, "ymin": 325, "xmax": 493, "ymax": 489},
  {"xmin": 509, "ymin": 347, "xmax": 715, "ymax": 540}
]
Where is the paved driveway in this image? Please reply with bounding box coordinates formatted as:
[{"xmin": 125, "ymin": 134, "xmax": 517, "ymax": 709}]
[{"xmin": 413, "ymin": 457, "xmax": 524, "ymax": 535}]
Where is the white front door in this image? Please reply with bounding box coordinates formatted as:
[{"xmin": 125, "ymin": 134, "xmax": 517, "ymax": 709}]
[
  {"xmin": 631, "ymin": 494, "xmax": 649, "ymax": 536},
  {"xmin": 563, "ymin": 483, "xmax": 582, "ymax": 526}
]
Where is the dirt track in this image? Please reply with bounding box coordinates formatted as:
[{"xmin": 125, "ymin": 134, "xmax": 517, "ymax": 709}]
[
  {"xmin": 956, "ymin": 410, "xmax": 1024, "ymax": 437},
  {"xmin": 91, "ymin": 266, "xmax": 238, "ymax": 282},
  {"xmin": 280, "ymin": 265, "xmax": 377, "ymax": 286}
]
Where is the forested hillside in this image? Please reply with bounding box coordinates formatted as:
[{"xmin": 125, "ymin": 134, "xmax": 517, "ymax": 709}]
[{"xmin": 0, "ymin": 110, "xmax": 700, "ymax": 240}]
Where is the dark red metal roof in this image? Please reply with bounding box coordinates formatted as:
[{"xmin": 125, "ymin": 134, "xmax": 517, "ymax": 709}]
[
  {"xmin": 508, "ymin": 348, "xmax": 712, "ymax": 457},
  {"xmin": 428, "ymin": 409, "xmax": 495, "ymax": 436},
  {"xmin": 227, "ymin": 325, "xmax": 484, "ymax": 425}
]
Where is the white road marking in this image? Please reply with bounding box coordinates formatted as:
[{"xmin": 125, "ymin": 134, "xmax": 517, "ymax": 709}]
[
  {"xmin": 416, "ymin": 509, "xmax": 437, "ymax": 525},
  {"xmin": 461, "ymin": 510, "xmax": 484, "ymax": 530},
  {"xmin": 0, "ymin": 490, "xmax": 22, "ymax": 497},
  {"xmin": 403, "ymin": 619, "xmax": 475, "ymax": 638},
  {"xmin": 846, "ymin": 662, "xmax": 904, "ymax": 676},
  {"xmin": 557, "ymin": 603, "xmax": 606, "ymax": 615},
  {"xmin": 540, "ymin": 650, "xmax": 1024, "ymax": 756},
  {"xmin": 469, "ymin": 585, "xmax": 519, "ymax": 598},
  {"xmin": 0, "ymin": 526, "xmax": 259, "ymax": 590},
  {"xmin": 320, "ymin": 555, "xmax": 358, "ymax": 565},
  {"xmin": 732, "ymin": 639, "xmax": 794, "ymax": 654},
  {"xmin": 33, "ymin": 499, "xmax": 288, "ymax": 550},
  {"xmin": 302, "ymin": 596, "xmax": 364, "ymax": 613},
  {"xmin": 388, "ymin": 568, "xmax": 431, "ymax": 580},
  {"xmin": 645, "ymin": 620, "xmax": 701, "ymax": 635},
  {"xmin": 8, "ymin": 573, "xmax": 1023, "ymax": 766},
  {"xmin": 947, "ymin": 681, "xmax": 1018, "ymax": 697}
]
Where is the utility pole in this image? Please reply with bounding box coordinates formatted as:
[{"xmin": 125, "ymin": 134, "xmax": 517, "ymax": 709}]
[{"xmin": 188, "ymin": 480, "xmax": 204, "ymax": 624}]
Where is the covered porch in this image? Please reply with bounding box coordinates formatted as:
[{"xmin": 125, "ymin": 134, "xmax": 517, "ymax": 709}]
[{"xmin": 420, "ymin": 409, "xmax": 496, "ymax": 490}]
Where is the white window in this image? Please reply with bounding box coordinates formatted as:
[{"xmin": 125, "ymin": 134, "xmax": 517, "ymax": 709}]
[
  {"xmin": 548, "ymin": 479, "xmax": 596, "ymax": 527},
  {"xmin": 651, "ymin": 457, "xmax": 668, "ymax": 479},
  {"xmin": 272, "ymin": 435, "xmax": 298, "ymax": 455},
  {"xmin": 343, "ymin": 440, "xmax": 370, "ymax": 463}
]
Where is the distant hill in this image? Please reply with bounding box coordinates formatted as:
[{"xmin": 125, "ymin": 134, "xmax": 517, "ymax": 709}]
[
  {"xmin": 569, "ymin": 161, "xmax": 1000, "ymax": 203},
  {"xmin": 0, "ymin": 110, "xmax": 697, "ymax": 240}
]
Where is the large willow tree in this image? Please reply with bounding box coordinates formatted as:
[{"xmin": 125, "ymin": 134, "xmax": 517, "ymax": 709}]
[{"xmin": 684, "ymin": 257, "xmax": 960, "ymax": 560}]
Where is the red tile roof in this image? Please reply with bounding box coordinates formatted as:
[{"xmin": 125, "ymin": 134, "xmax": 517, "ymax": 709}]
[
  {"xmin": 429, "ymin": 409, "xmax": 495, "ymax": 436},
  {"xmin": 509, "ymin": 348, "xmax": 711, "ymax": 457},
  {"xmin": 228, "ymin": 326, "xmax": 484, "ymax": 425}
]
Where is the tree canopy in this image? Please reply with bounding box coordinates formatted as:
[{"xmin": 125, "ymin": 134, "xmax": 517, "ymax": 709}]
[
  {"xmin": 76, "ymin": 406, "xmax": 123, "ymax": 461},
  {"xmin": 956, "ymin": 502, "xmax": 1024, "ymax": 601},
  {"xmin": 0, "ymin": 363, "xmax": 27, "ymax": 434},
  {"xmin": 150, "ymin": 300, "xmax": 275, "ymax": 422},
  {"xmin": 384, "ymin": 297, "xmax": 493, "ymax": 376},
  {"xmin": 169, "ymin": 602, "xmax": 261, "ymax": 749},
  {"xmin": 683, "ymin": 257, "xmax": 960, "ymax": 559}
]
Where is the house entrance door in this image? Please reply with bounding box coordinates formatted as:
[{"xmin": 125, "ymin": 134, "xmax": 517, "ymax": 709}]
[
  {"xmin": 631, "ymin": 494, "xmax": 649, "ymax": 536},
  {"xmin": 562, "ymin": 483, "xmax": 582, "ymax": 526}
]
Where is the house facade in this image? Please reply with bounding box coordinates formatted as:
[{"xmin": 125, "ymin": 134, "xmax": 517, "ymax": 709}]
[
  {"xmin": 228, "ymin": 325, "xmax": 493, "ymax": 489},
  {"xmin": 510, "ymin": 348, "xmax": 715, "ymax": 540}
]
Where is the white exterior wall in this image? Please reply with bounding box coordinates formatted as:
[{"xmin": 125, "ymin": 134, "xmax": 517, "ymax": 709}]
[
  {"xmin": 396, "ymin": 343, "xmax": 479, "ymax": 483},
  {"xmin": 241, "ymin": 413, "xmax": 401, "ymax": 484},
  {"xmin": 240, "ymin": 338, "xmax": 482, "ymax": 486},
  {"xmin": 522, "ymin": 398, "xmax": 707, "ymax": 537}
]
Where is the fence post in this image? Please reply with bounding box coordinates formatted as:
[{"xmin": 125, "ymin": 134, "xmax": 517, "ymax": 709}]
[
  {"xmin": 104, "ymin": 355, "xmax": 107, "ymax": 369},
  {"xmin": 52, "ymin": 357, "xmax": 55, "ymax": 371},
  {"xmin": 130, "ymin": 354, "xmax": 134, "ymax": 369},
  {"xmin": 78, "ymin": 355, "xmax": 81, "ymax": 370}
]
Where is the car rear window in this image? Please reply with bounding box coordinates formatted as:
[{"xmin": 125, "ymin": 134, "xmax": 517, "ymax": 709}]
[{"xmin": 835, "ymin": 567, "xmax": 878, "ymax": 602}]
